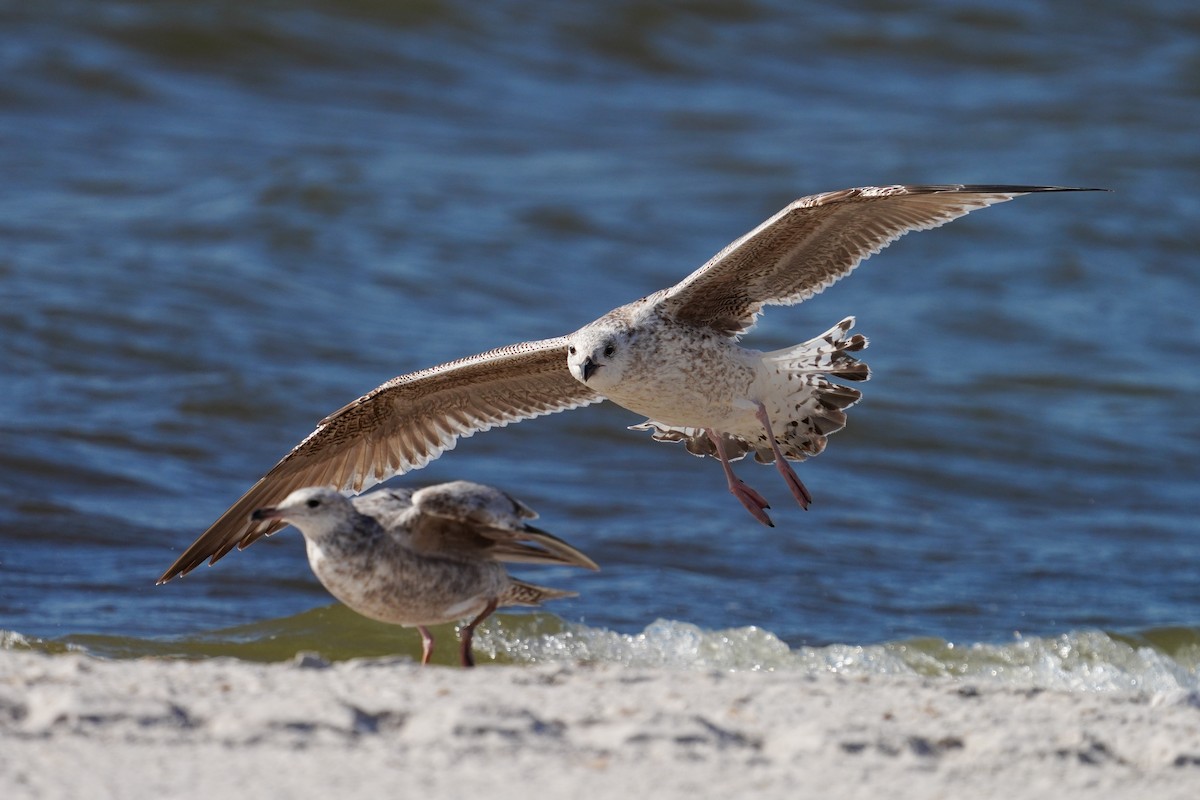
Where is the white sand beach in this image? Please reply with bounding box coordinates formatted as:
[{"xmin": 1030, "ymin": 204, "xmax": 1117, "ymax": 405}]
[{"xmin": 2, "ymin": 649, "xmax": 1199, "ymax": 800}]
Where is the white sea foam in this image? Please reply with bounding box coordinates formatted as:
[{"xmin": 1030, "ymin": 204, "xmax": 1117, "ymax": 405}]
[
  {"xmin": 6, "ymin": 614, "xmax": 1198, "ymax": 696},
  {"xmin": 477, "ymin": 618, "xmax": 1200, "ymax": 693}
]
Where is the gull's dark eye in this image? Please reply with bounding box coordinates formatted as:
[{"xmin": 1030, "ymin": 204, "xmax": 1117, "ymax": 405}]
[
  {"xmin": 567, "ymin": 345, "xmax": 576, "ymax": 355},
  {"xmin": 305, "ymin": 498, "xmax": 321, "ymax": 509},
  {"xmin": 603, "ymin": 343, "xmax": 616, "ymax": 358}
]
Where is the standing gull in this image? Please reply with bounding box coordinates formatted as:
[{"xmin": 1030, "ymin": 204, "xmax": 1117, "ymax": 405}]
[
  {"xmin": 159, "ymin": 184, "xmax": 1098, "ymax": 581},
  {"xmin": 250, "ymin": 481, "xmax": 598, "ymax": 667}
]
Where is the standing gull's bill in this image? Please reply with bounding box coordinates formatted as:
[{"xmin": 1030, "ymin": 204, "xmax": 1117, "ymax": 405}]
[
  {"xmin": 159, "ymin": 184, "xmax": 1100, "ymax": 582},
  {"xmin": 250, "ymin": 481, "xmax": 598, "ymax": 667}
]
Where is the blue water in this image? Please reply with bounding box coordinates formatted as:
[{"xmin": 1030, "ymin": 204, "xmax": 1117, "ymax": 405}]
[{"xmin": 2, "ymin": 0, "xmax": 1198, "ymax": 679}]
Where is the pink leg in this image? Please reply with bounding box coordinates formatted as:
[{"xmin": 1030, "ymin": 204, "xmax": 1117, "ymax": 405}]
[
  {"xmin": 458, "ymin": 598, "xmax": 499, "ymax": 668},
  {"xmin": 707, "ymin": 429, "xmax": 774, "ymax": 527},
  {"xmin": 417, "ymin": 625, "xmax": 435, "ymax": 666},
  {"xmin": 754, "ymin": 403, "xmax": 812, "ymax": 510}
]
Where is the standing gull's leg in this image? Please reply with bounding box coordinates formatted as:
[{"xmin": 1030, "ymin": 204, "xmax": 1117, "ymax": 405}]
[
  {"xmin": 707, "ymin": 430, "xmax": 774, "ymax": 527},
  {"xmin": 458, "ymin": 598, "xmax": 499, "ymax": 668},
  {"xmin": 417, "ymin": 625, "xmax": 435, "ymax": 665},
  {"xmin": 755, "ymin": 402, "xmax": 812, "ymax": 510}
]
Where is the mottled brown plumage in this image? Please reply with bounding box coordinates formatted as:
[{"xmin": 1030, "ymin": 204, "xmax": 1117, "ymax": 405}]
[{"xmin": 250, "ymin": 482, "xmax": 597, "ymax": 667}]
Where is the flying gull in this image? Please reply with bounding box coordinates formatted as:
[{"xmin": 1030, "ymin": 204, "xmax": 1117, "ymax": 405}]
[
  {"xmin": 250, "ymin": 481, "xmax": 598, "ymax": 667},
  {"xmin": 159, "ymin": 184, "xmax": 1097, "ymax": 582}
]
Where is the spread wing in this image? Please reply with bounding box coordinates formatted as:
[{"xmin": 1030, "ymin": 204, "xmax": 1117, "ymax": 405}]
[
  {"xmin": 656, "ymin": 185, "xmax": 1098, "ymax": 337},
  {"xmin": 158, "ymin": 338, "xmax": 602, "ymax": 582}
]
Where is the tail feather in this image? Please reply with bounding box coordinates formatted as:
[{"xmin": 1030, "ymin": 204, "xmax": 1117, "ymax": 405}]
[
  {"xmin": 763, "ymin": 316, "xmax": 870, "ymax": 380},
  {"xmin": 500, "ymin": 579, "xmax": 577, "ymax": 608}
]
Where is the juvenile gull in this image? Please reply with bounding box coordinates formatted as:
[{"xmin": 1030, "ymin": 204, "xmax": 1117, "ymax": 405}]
[
  {"xmin": 159, "ymin": 184, "xmax": 1098, "ymax": 581},
  {"xmin": 250, "ymin": 481, "xmax": 598, "ymax": 667}
]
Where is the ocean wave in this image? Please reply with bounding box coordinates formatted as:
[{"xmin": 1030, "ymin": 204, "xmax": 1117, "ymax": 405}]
[
  {"xmin": 6, "ymin": 609, "xmax": 1198, "ymax": 694},
  {"xmin": 478, "ymin": 618, "xmax": 1200, "ymax": 693}
]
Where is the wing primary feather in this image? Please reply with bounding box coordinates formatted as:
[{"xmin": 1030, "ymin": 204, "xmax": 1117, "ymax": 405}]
[{"xmin": 659, "ymin": 185, "xmax": 1103, "ymax": 336}]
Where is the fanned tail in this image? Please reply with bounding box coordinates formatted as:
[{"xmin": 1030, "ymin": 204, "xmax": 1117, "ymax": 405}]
[{"xmin": 763, "ymin": 316, "xmax": 869, "ymax": 380}]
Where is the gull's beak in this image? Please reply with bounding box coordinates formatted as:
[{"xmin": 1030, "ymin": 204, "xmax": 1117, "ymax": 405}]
[
  {"xmin": 581, "ymin": 357, "xmax": 598, "ymax": 382},
  {"xmin": 250, "ymin": 506, "xmax": 283, "ymax": 522}
]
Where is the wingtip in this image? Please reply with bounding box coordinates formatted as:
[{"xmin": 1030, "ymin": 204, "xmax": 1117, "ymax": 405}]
[
  {"xmin": 923, "ymin": 184, "xmax": 1108, "ymax": 195},
  {"xmin": 155, "ymin": 563, "xmax": 189, "ymax": 585},
  {"xmin": 157, "ymin": 547, "xmax": 217, "ymax": 584},
  {"xmin": 559, "ymin": 548, "xmax": 601, "ymax": 572},
  {"xmin": 1020, "ymin": 185, "xmax": 1109, "ymax": 193},
  {"xmin": 522, "ymin": 523, "xmax": 600, "ymax": 570},
  {"xmin": 155, "ymin": 564, "xmax": 190, "ymax": 584}
]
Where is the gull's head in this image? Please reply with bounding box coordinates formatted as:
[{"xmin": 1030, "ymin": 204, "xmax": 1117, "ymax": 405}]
[
  {"xmin": 566, "ymin": 322, "xmax": 634, "ymax": 391},
  {"xmin": 251, "ymin": 487, "xmax": 358, "ymax": 541}
]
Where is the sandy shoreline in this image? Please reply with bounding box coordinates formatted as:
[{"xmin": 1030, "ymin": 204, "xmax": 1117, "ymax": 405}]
[{"xmin": 2, "ymin": 649, "xmax": 1199, "ymax": 799}]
